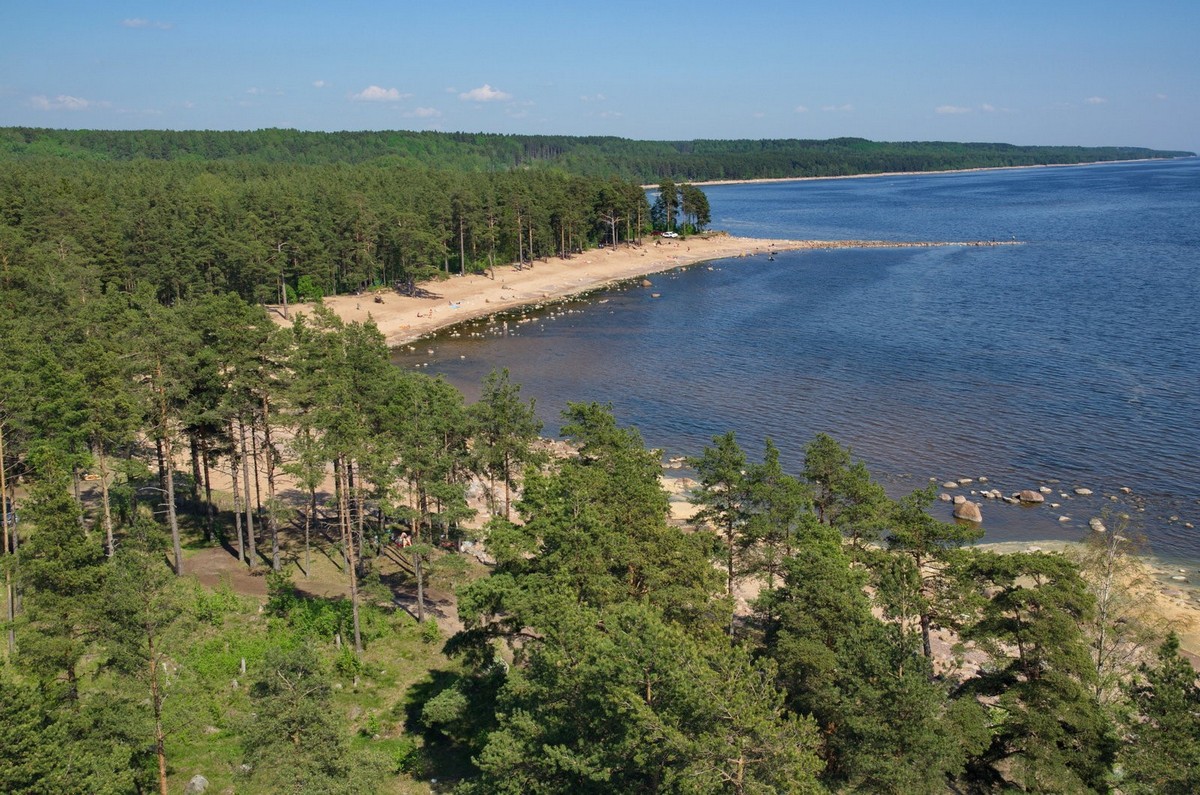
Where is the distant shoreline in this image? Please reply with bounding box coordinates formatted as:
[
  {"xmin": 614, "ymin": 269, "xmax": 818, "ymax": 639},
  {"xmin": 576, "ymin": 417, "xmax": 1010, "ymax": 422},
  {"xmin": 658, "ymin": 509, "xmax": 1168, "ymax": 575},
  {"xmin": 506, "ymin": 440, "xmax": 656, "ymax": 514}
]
[{"xmin": 645, "ymin": 156, "xmax": 1194, "ymax": 189}]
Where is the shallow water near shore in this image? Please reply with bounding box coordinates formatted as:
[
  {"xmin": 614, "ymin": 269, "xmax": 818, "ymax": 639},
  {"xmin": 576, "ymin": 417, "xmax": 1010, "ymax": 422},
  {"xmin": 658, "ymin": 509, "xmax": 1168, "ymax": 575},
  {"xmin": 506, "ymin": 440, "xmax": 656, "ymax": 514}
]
[{"xmin": 395, "ymin": 159, "xmax": 1200, "ymax": 561}]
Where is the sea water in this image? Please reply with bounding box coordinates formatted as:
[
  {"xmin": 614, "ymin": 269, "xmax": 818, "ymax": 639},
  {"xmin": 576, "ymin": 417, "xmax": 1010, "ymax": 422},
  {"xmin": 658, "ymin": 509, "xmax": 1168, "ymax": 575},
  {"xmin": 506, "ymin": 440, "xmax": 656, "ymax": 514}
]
[{"xmin": 394, "ymin": 159, "xmax": 1200, "ymax": 560}]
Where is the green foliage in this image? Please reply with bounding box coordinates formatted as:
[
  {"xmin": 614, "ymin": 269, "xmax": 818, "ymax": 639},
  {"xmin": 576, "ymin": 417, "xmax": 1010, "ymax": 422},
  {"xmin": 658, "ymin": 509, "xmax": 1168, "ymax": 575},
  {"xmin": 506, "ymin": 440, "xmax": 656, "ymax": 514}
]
[
  {"xmin": 190, "ymin": 576, "xmax": 243, "ymax": 624},
  {"xmin": 334, "ymin": 644, "xmax": 366, "ymax": 678},
  {"xmin": 0, "ymin": 128, "xmax": 1189, "ymax": 181},
  {"xmin": 419, "ymin": 618, "xmax": 442, "ymax": 645},
  {"xmin": 242, "ymin": 643, "xmax": 373, "ymax": 794},
  {"xmin": 962, "ymin": 550, "xmax": 1117, "ymax": 792},
  {"xmin": 1120, "ymin": 633, "xmax": 1200, "ymax": 793},
  {"xmin": 296, "ymin": 274, "xmax": 324, "ymax": 301},
  {"xmin": 470, "ymin": 368, "xmax": 544, "ymax": 521},
  {"xmin": 468, "ymin": 601, "xmax": 823, "ymax": 794},
  {"xmin": 264, "ymin": 567, "xmax": 389, "ymax": 650},
  {"xmin": 15, "ymin": 466, "xmax": 108, "ymax": 695}
]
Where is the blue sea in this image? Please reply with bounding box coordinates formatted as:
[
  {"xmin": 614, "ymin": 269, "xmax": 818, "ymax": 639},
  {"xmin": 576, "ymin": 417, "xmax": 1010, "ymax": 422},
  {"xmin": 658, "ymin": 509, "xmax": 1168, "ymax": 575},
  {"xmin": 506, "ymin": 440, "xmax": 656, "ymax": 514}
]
[{"xmin": 395, "ymin": 159, "xmax": 1200, "ymax": 560}]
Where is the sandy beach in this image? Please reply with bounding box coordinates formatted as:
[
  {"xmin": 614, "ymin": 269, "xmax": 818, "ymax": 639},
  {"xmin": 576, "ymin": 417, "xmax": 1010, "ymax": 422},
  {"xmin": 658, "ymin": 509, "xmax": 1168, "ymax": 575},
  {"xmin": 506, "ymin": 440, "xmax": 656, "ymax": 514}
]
[{"xmin": 275, "ymin": 234, "xmax": 1015, "ymax": 347}]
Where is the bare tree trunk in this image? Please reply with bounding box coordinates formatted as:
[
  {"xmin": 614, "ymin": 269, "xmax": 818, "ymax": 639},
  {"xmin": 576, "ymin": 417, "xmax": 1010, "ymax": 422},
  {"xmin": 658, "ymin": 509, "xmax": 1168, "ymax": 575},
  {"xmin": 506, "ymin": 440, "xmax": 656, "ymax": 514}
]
[
  {"xmin": 150, "ymin": 639, "xmax": 169, "ymax": 795},
  {"xmin": 157, "ymin": 360, "xmax": 183, "ymax": 576},
  {"xmin": 459, "ymin": 215, "xmax": 467, "ymax": 276},
  {"xmin": 262, "ymin": 395, "xmax": 280, "ymax": 572},
  {"xmin": 230, "ymin": 425, "xmax": 244, "ymax": 565},
  {"xmin": 201, "ymin": 436, "xmax": 215, "ymax": 540},
  {"xmin": 338, "ymin": 458, "xmax": 363, "ymax": 653},
  {"xmin": 352, "ymin": 460, "xmax": 365, "ymax": 568},
  {"xmin": 189, "ymin": 434, "xmax": 202, "ymax": 502},
  {"xmin": 304, "ymin": 488, "xmax": 314, "ymax": 577},
  {"xmin": 250, "ymin": 421, "xmax": 263, "ymax": 516},
  {"xmin": 95, "ymin": 440, "xmax": 115, "ymax": 557},
  {"xmin": 155, "ymin": 437, "xmax": 166, "ymax": 496},
  {"xmin": 1, "ymin": 424, "xmax": 14, "ymax": 656},
  {"xmin": 515, "ymin": 209, "xmax": 524, "ymax": 267},
  {"xmin": 333, "ymin": 458, "xmax": 347, "ymax": 572},
  {"xmin": 239, "ymin": 417, "xmax": 257, "ymax": 569},
  {"xmin": 414, "ymin": 550, "xmax": 426, "ymax": 623},
  {"xmin": 163, "ymin": 436, "xmax": 181, "ymax": 575}
]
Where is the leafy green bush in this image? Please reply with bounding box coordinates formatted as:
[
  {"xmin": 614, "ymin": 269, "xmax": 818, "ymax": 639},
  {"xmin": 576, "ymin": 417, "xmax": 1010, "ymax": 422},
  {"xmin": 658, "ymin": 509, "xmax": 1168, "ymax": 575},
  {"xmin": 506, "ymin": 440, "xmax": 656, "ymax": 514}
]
[
  {"xmin": 191, "ymin": 577, "xmax": 241, "ymax": 624},
  {"xmin": 419, "ymin": 619, "xmax": 441, "ymax": 645},
  {"xmin": 296, "ymin": 275, "xmax": 323, "ymax": 301}
]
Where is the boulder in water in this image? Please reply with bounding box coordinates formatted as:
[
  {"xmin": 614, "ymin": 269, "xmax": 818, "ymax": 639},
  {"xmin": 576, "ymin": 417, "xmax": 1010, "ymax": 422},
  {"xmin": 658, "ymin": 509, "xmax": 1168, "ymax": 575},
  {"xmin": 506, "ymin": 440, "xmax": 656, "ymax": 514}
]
[
  {"xmin": 954, "ymin": 501, "xmax": 983, "ymax": 522},
  {"xmin": 1019, "ymin": 490, "xmax": 1045, "ymax": 504}
]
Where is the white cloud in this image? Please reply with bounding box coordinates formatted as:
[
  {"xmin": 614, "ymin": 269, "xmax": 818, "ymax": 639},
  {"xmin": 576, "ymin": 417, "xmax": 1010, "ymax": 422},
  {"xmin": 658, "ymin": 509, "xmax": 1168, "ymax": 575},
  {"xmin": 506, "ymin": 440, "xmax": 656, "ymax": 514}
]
[
  {"xmin": 981, "ymin": 103, "xmax": 996, "ymax": 112},
  {"xmin": 597, "ymin": 110, "xmax": 623, "ymax": 119},
  {"xmin": 1155, "ymin": 92, "xmax": 1168, "ymax": 100},
  {"xmin": 580, "ymin": 93, "xmax": 606, "ymax": 102},
  {"xmin": 822, "ymin": 103, "xmax": 854, "ymax": 112},
  {"xmin": 794, "ymin": 105, "xmax": 809, "ymax": 113},
  {"xmin": 352, "ymin": 85, "xmax": 409, "ymax": 102},
  {"xmin": 407, "ymin": 107, "xmax": 442, "ymax": 118},
  {"xmin": 936, "ymin": 105, "xmax": 972, "ymax": 115},
  {"xmin": 1085, "ymin": 96, "xmax": 1108, "ymax": 105},
  {"xmin": 30, "ymin": 94, "xmax": 101, "ymax": 111},
  {"xmin": 121, "ymin": 18, "xmax": 172, "ymax": 29},
  {"xmin": 313, "ymin": 80, "xmax": 327, "ymax": 89},
  {"xmin": 753, "ymin": 111, "xmax": 766, "ymax": 119},
  {"xmin": 459, "ymin": 84, "xmax": 511, "ymax": 102}
]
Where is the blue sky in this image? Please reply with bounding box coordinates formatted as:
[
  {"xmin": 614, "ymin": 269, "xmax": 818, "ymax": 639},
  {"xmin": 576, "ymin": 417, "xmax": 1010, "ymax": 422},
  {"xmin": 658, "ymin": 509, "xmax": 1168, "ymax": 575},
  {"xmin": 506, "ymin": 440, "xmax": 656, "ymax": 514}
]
[{"xmin": 3, "ymin": 1, "xmax": 1196, "ymax": 151}]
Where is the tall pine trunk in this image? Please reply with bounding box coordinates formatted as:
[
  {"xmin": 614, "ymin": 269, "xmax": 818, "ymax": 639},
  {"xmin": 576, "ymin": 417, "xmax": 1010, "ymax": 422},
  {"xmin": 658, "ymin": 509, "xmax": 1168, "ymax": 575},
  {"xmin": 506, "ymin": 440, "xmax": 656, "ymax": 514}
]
[
  {"xmin": 338, "ymin": 457, "xmax": 363, "ymax": 652},
  {"xmin": 230, "ymin": 424, "xmax": 244, "ymax": 565},
  {"xmin": 156, "ymin": 359, "xmax": 182, "ymax": 576},
  {"xmin": 1, "ymin": 424, "xmax": 14, "ymax": 656},
  {"xmin": 188, "ymin": 434, "xmax": 202, "ymax": 502},
  {"xmin": 262, "ymin": 395, "xmax": 280, "ymax": 571},
  {"xmin": 95, "ymin": 440, "xmax": 115, "ymax": 557},
  {"xmin": 200, "ymin": 436, "xmax": 214, "ymax": 539},
  {"xmin": 239, "ymin": 417, "xmax": 257, "ymax": 569}
]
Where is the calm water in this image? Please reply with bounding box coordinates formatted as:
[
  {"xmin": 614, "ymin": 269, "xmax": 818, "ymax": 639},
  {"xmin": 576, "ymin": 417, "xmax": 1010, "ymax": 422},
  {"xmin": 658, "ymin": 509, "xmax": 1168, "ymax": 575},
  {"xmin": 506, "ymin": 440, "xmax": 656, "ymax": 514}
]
[{"xmin": 396, "ymin": 159, "xmax": 1200, "ymax": 559}]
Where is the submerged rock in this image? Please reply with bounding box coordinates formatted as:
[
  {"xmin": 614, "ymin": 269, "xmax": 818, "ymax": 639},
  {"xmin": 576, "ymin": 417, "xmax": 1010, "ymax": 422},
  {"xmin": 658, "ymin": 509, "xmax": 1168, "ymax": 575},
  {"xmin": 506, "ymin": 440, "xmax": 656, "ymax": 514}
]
[{"xmin": 1074, "ymin": 487, "xmax": 1094, "ymax": 496}]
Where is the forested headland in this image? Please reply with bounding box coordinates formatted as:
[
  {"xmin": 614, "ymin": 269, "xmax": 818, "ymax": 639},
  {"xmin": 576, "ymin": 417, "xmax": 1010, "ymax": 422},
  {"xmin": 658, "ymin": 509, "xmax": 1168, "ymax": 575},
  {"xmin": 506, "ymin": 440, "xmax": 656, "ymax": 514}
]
[
  {"xmin": 3, "ymin": 126, "xmax": 1193, "ymax": 181},
  {"xmin": 2, "ymin": 128, "xmax": 1199, "ymax": 793}
]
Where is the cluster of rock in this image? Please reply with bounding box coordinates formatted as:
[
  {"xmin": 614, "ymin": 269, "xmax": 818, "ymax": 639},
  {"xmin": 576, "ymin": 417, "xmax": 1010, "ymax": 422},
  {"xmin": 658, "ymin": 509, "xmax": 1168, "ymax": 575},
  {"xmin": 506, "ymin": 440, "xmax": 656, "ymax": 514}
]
[{"xmin": 934, "ymin": 476, "xmax": 1121, "ymax": 527}]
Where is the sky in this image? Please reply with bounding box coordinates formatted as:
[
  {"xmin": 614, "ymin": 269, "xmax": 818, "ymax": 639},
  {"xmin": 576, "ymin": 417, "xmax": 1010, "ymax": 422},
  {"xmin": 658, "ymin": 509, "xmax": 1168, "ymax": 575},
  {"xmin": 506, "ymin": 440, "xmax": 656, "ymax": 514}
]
[{"xmin": 2, "ymin": 1, "xmax": 1197, "ymax": 152}]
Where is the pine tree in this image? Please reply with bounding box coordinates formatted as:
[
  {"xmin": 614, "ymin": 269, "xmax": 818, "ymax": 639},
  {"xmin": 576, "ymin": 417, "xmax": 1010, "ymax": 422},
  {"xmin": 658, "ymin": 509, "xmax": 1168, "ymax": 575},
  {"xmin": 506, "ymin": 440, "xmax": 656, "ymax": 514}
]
[{"xmin": 1120, "ymin": 633, "xmax": 1200, "ymax": 794}]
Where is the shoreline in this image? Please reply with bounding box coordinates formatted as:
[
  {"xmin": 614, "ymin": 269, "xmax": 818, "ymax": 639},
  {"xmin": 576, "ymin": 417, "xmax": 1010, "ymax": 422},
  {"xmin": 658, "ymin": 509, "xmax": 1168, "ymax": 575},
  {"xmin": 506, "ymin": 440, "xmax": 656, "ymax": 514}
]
[
  {"xmin": 662, "ymin": 156, "xmax": 1194, "ymax": 188},
  {"xmin": 275, "ymin": 235, "xmax": 1018, "ymax": 347}
]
